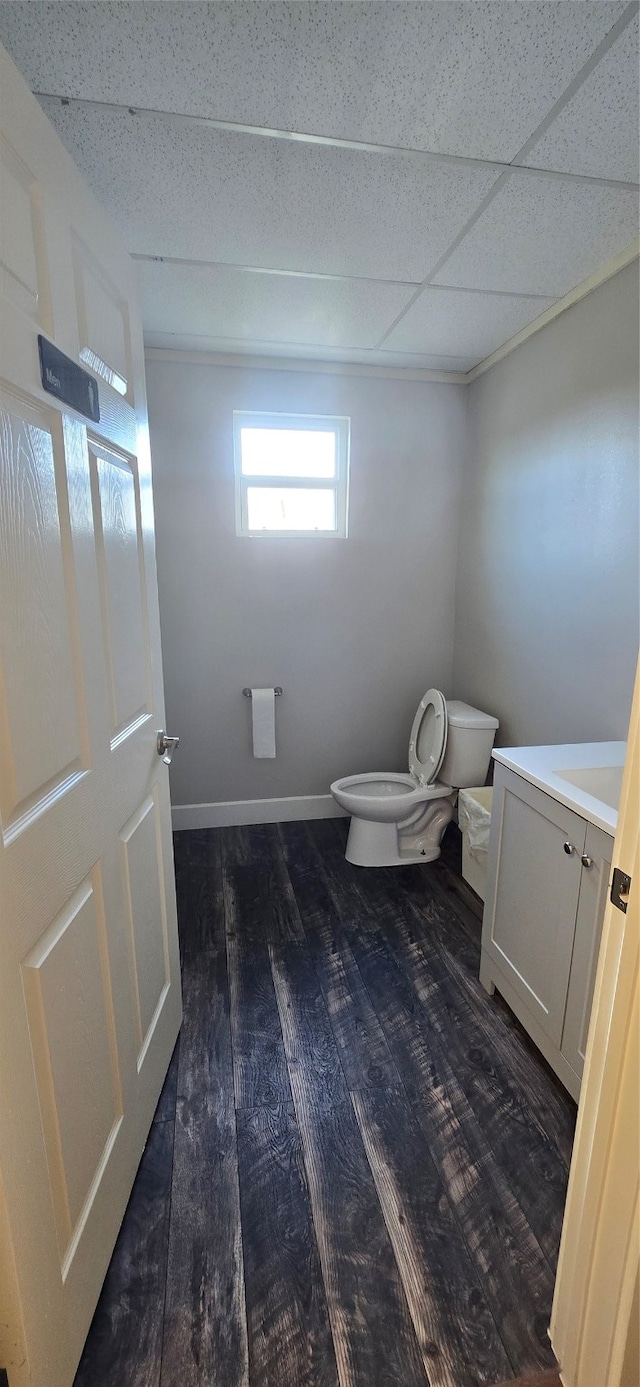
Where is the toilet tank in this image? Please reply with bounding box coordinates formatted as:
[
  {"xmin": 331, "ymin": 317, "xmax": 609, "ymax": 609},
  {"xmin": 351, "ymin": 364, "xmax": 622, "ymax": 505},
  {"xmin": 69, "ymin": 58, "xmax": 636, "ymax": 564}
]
[{"xmin": 440, "ymin": 701, "xmax": 499, "ymax": 788}]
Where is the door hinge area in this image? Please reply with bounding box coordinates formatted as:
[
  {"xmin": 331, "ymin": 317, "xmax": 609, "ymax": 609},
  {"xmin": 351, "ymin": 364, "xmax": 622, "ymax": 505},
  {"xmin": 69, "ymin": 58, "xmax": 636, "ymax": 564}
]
[{"xmin": 610, "ymin": 866, "xmax": 632, "ymax": 914}]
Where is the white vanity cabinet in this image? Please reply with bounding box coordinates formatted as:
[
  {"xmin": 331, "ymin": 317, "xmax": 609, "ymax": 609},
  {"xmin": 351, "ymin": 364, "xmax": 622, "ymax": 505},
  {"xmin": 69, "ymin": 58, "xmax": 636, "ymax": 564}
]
[{"xmin": 479, "ymin": 762, "xmax": 613, "ymax": 1101}]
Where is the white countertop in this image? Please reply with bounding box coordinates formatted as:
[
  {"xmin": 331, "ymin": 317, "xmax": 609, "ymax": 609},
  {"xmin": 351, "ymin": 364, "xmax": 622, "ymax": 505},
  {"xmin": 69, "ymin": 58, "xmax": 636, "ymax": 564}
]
[{"xmin": 492, "ymin": 741, "xmax": 626, "ymax": 836}]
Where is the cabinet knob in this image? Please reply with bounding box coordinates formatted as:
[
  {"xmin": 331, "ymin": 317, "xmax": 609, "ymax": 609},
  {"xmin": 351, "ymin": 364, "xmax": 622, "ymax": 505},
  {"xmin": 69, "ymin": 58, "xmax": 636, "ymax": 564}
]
[
  {"xmin": 581, "ymin": 854, "xmax": 593, "ymax": 868},
  {"xmin": 563, "ymin": 841, "xmax": 575, "ymax": 855}
]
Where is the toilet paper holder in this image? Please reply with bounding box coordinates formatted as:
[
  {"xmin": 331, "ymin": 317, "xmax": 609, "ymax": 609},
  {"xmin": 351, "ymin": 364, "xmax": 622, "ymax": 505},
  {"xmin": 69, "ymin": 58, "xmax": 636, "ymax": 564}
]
[{"xmin": 243, "ymin": 686, "xmax": 283, "ymax": 698}]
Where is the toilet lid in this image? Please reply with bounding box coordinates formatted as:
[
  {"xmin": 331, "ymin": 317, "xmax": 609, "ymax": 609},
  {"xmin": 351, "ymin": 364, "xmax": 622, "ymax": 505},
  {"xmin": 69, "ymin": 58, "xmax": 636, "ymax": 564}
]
[{"xmin": 408, "ymin": 688, "xmax": 448, "ymax": 785}]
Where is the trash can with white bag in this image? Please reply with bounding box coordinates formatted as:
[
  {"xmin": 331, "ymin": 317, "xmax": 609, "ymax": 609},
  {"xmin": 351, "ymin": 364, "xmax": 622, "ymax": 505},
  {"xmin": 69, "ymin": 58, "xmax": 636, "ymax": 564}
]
[{"xmin": 457, "ymin": 786, "xmax": 494, "ymax": 902}]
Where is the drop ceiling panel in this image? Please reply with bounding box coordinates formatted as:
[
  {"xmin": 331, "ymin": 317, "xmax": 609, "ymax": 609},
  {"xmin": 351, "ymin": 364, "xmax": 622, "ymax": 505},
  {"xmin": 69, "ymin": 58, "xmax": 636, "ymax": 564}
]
[
  {"xmin": 136, "ymin": 260, "xmax": 414, "ymax": 351},
  {"xmin": 523, "ymin": 12, "xmax": 640, "ymax": 185},
  {"xmin": 37, "ymin": 99, "xmax": 501, "ymax": 281},
  {"xmin": 2, "ymin": 1, "xmax": 637, "ymax": 373},
  {"xmin": 433, "ymin": 173, "xmax": 640, "ymax": 297},
  {"xmin": 384, "ymin": 287, "xmax": 556, "ymax": 358},
  {"xmin": 0, "ymin": 1, "xmax": 627, "ymax": 161},
  {"xmin": 143, "ymin": 331, "xmax": 476, "ymax": 374}
]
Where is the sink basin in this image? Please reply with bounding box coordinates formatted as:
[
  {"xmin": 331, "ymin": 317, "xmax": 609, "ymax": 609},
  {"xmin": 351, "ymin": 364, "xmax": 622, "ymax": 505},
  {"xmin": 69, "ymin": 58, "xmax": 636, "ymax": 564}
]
[{"xmin": 555, "ymin": 764, "xmax": 624, "ymax": 811}]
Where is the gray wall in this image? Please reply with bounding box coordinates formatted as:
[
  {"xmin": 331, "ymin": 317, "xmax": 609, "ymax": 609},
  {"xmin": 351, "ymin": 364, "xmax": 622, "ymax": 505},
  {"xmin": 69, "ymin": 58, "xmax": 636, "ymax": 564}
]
[
  {"xmin": 147, "ymin": 361, "xmax": 468, "ymax": 806},
  {"xmin": 452, "ymin": 259, "xmax": 639, "ymax": 748}
]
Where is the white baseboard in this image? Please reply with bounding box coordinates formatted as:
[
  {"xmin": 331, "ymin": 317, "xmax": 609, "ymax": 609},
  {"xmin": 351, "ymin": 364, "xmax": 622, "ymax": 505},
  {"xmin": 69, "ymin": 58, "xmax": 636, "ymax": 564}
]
[{"xmin": 172, "ymin": 794, "xmax": 347, "ymax": 831}]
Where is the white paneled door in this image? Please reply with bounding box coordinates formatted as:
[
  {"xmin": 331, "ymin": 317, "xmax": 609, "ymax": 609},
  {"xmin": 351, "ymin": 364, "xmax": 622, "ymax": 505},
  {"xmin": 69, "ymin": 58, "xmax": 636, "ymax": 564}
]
[{"xmin": 0, "ymin": 44, "xmax": 181, "ymax": 1387}]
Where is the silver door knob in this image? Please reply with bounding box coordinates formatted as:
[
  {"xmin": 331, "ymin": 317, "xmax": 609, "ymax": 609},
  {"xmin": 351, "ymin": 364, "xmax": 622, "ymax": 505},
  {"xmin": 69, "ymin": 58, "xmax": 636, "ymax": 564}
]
[
  {"xmin": 157, "ymin": 731, "xmax": 180, "ymax": 765},
  {"xmin": 563, "ymin": 841, "xmax": 575, "ymax": 855},
  {"xmin": 581, "ymin": 854, "xmax": 593, "ymax": 868}
]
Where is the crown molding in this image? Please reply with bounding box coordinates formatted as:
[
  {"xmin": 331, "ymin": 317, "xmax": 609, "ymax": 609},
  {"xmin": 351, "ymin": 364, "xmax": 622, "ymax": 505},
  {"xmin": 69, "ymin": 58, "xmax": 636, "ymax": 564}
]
[
  {"xmin": 143, "ymin": 347, "xmax": 468, "ymax": 384},
  {"xmin": 466, "ymin": 240, "xmax": 640, "ymax": 383}
]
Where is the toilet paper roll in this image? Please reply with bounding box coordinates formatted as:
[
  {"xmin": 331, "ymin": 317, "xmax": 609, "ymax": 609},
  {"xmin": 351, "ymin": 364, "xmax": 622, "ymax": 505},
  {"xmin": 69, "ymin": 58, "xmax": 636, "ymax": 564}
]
[{"xmin": 251, "ymin": 688, "xmax": 276, "ymax": 758}]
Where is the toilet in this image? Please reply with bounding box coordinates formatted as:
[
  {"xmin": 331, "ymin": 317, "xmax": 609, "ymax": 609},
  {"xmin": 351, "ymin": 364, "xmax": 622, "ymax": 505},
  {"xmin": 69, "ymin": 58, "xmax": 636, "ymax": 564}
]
[{"xmin": 330, "ymin": 690, "xmax": 499, "ymax": 867}]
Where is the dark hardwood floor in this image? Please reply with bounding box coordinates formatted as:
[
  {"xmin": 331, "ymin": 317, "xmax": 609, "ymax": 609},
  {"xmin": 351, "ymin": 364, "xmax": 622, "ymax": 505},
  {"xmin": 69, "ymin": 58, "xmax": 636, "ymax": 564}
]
[{"xmin": 74, "ymin": 819, "xmax": 575, "ymax": 1387}]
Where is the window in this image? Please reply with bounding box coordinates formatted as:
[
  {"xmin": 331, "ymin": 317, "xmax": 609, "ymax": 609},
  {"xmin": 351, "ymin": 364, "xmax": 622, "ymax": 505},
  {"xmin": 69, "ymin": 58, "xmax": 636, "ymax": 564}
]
[{"xmin": 233, "ymin": 411, "xmax": 350, "ymax": 538}]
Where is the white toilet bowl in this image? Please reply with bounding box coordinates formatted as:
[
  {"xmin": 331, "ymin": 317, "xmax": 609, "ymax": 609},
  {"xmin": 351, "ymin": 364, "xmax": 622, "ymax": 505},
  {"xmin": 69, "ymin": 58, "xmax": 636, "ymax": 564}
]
[
  {"xmin": 330, "ymin": 771, "xmax": 453, "ymax": 823},
  {"xmin": 330, "ymin": 690, "xmax": 499, "ymax": 867}
]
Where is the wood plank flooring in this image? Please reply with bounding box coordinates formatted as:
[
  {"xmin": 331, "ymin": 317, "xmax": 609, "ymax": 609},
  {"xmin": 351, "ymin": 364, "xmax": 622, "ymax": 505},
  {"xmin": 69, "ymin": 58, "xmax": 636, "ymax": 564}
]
[{"xmin": 74, "ymin": 820, "xmax": 574, "ymax": 1387}]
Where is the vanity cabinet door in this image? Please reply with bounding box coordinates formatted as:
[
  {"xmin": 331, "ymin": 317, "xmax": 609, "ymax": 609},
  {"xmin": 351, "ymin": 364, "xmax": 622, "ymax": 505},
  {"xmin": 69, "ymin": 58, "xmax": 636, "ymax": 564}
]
[
  {"xmin": 483, "ymin": 765, "xmax": 586, "ymax": 1045},
  {"xmin": 561, "ymin": 822, "xmax": 613, "ymax": 1080}
]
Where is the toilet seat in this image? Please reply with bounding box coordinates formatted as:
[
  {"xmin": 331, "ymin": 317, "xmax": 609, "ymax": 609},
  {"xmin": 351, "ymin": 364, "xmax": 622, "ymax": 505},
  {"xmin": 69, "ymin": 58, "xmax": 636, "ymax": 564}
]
[{"xmin": 408, "ymin": 688, "xmax": 448, "ymax": 786}]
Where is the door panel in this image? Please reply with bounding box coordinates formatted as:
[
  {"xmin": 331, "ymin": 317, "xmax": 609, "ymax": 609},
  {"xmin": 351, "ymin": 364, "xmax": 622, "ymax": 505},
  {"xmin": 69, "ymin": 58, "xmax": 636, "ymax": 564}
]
[
  {"xmin": 90, "ymin": 442, "xmax": 149, "ymax": 739},
  {"xmin": 120, "ymin": 793, "xmax": 171, "ymax": 1062},
  {"xmin": 0, "ymin": 133, "xmax": 51, "ymax": 326},
  {"xmin": 0, "ymin": 402, "xmax": 86, "ymax": 822},
  {"xmin": 72, "ymin": 234, "xmax": 132, "ymax": 399},
  {"xmin": 21, "ymin": 873, "xmax": 122, "ymax": 1260},
  {"xmin": 0, "ymin": 41, "xmax": 181, "ymax": 1387}
]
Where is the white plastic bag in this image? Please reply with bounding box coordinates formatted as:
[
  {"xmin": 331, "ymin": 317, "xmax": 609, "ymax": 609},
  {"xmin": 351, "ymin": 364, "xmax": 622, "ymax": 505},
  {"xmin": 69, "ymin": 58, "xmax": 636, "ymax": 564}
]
[{"xmin": 458, "ymin": 786, "xmax": 493, "ymax": 861}]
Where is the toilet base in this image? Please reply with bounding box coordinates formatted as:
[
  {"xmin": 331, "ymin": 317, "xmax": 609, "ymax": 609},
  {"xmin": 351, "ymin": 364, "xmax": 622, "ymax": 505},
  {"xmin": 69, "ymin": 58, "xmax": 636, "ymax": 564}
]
[{"xmin": 345, "ymin": 814, "xmax": 444, "ymax": 867}]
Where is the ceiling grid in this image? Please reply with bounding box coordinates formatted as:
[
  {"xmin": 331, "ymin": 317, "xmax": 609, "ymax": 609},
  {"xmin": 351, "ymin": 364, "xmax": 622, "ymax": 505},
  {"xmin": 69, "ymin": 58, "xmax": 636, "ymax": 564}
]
[{"xmin": 0, "ymin": 0, "xmax": 637, "ymax": 374}]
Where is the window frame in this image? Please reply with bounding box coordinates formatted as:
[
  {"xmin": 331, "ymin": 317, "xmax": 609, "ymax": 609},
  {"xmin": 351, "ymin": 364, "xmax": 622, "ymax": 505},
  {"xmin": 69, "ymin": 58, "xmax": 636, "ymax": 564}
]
[{"xmin": 233, "ymin": 410, "xmax": 350, "ymax": 539}]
